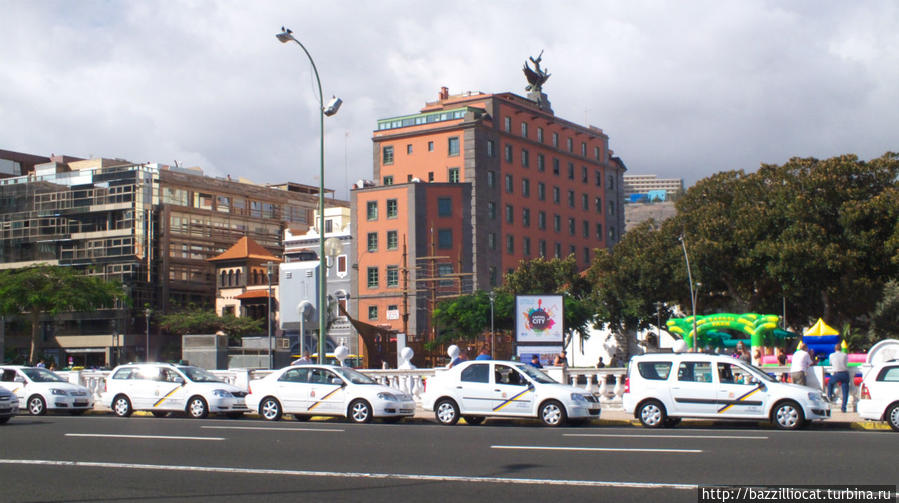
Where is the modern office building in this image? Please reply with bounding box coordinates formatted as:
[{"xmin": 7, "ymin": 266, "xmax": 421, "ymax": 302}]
[
  {"xmin": 0, "ymin": 149, "xmax": 340, "ymax": 365},
  {"xmin": 623, "ymin": 174, "xmax": 684, "ymax": 200},
  {"xmin": 352, "ymin": 76, "xmax": 627, "ymax": 345}
]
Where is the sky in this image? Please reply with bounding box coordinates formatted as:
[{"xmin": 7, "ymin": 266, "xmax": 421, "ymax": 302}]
[{"xmin": 2, "ymin": 1, "xmax": 897, "ymax": 200}]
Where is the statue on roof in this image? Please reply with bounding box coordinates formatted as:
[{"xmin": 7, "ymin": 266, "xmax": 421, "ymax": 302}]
[{"xmin": 523, "ymin": 50, "xmax": 551, "ymax": 93}]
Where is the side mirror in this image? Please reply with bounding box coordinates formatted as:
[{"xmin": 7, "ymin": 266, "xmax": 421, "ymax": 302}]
[
  {"xmin": 331, "ymin": 377, "xmax": 344, "ymax": 386},
  {"xmin": 749, "ymin": 377, "xmax": 759, "ymax": 385},
  {"xmin": 174, "ymin": 376, "xmax": 185, "ymax": 385},
  {"xmin": 14, "ymin": 376, "xmax": 26, "ymax": 383}
]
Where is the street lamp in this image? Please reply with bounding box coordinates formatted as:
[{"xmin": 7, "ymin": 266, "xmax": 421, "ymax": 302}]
[
  {"xmin": 679, "ymin": 234, "xmax": 699, "ymax": 352},
  {"xmin": 488, "ymin": 291, "xmax": 496, "ymax": 359},
  {"xmin": 277, "ymin": 27, "xmax": 342, "ymax": 365},
  {"xmin": 266, "ymin": 261, "xmax": 275, "ymax": 369},
  {"xmin": 144, "ymin": 308, "xmax": 151, "ymax": 362},
  {"xmin": 655, "ymin": 301, "xmax": 663, "ymax": 349}
]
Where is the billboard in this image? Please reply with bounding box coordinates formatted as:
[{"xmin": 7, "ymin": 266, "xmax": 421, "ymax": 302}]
[{"xmin": 515, "ymin": 295, "xmax": 563, "ymax": 343}]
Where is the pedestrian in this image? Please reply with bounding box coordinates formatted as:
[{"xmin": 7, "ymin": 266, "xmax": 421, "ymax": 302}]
[
  {"xmin": 475, "ymin": 346, "xmax": 491, "ymax": 360},
  {"xmin": 790, "ymin": 342, "xmax": 812, "ymax": 386},
  {"xmin": 291, "ymin": 351, "xmax": 312, "ymax": 365},
  {"xmin": 529, "ymin": 354, "xmax": 543, "ymax": 369},
  {"xmin": 596, "ymin": 357, "xmax": 605, "ymax": 369},
  {"xmin": 552, "ymin": 351, "xmax": 568, "ymax": 367},
  {"xmin": 449, "ymin": 350, "xmax": 466, "ymax": 368},
  {"xmin": 776, "ymin": 348, "xmax": 787, "ymax": 366},
  {"xmin": 827, "ymin": 343, "xmax": 850, "ymax": 413},
  {"xmin": 35, "ymin": 360, "xmax": 46, "ymax": 368}
]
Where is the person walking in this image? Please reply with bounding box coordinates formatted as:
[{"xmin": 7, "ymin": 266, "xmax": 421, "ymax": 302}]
[
  {"xmin": 475, "ymin": 346, "xmax": 491, "ymax": 360},
  {"xmin": 529, "ymin": 354, "xmax": 543, "ymax": 369},
  {"xmin": 827, "ymin": 343, "xmax": 850, "ymax": 412},
  {"xmin": 790, "ymin": 342, "xmax": 812, "ymax": 386},
  {"xmin": 291, "ymin": 352, "xmax": 312, "ymax": 365}
]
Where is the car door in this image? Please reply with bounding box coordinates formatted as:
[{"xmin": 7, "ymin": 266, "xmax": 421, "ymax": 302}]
[
  {"xmin": 129, "ymin": 366, "xmax": 164, "ymax": 409},
  {"xmin": 0, "ymin": 368, "xmax": 25, "ymax": 403},
  {"xmin": 152, "ymin": 368, "xmax": 189, "ymax": 411},
  {"xmin": 457, "ymin": 363, "xmax": 494, "ymax": 414},
  {"xmin": 491, "ymin": 364, "xmax": 535, "ymax": 416},
  {"xmin": 276, "ymin": 367, "xmax": 311, "ymax": 413},
  {"xmin": 669, "ymin": 361, "xmax": 718, "ymax": 416},
  {"xmin": 306, "ymin": 368, "xmax": 345, "ymax": 415},
  {"xmin": 715, "ymin": 362, "xmax": 768, "ymax": 418}
]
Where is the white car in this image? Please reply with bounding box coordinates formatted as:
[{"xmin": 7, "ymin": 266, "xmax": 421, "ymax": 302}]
[
  {"xmin": 623, "ymin": 353, "xmax": 830, "ymax": 430},
  {"xmin": 421, "ymin": 360, "xmax": 601, "ymax": 426},
  {"xmin": 0, "ymin": 365, "xmax": 94, "ymax": 415},
  {"xmin": 246, "ymin": 364, "xmax": 415, "ymax": 423},
  {"xmin": 102, "ymin": 363, "xmax": 248, "ymax": 419},
  {"xmin": 0, "ymin": 387, "xmax": 18, "ymax": 424},
  {"xmin": 857, "ymin": 359, "xmax": 899, "ymax": 431}
]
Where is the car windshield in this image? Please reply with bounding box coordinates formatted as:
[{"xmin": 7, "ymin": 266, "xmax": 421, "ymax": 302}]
[
  {"xmin": 515, "ymin": 364, "xmax": 557, "ymax": 384},
  {"xmin": 178, "ymin": 366, "xmax": 223, "ymax": 383},
  {"xmin": 332, "ymin": 367, "xmax": 377, "ymax": 385},
  {"xmin": 21, "ymin": 368, "xmax": 68, "ymax": 383}
]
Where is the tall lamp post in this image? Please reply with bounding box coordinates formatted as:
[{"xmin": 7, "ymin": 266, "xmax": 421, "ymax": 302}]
[
  {"xmin": 266, "ymin": 261, "xmax": 275, "ymax": 369},
  {"xmin": 488, "ymin": 291, "xmax": 496, "ymax": 359},
  {"xmin": 144, "ymin": 308, "xmax": 151, "ymax": 362},
  {"xmin": 277, "ymin": 27, "xmax": 342, "ymax": 364},
  {"xmin": 679, "ymin": 235, "xmax": 698, "ymax": 351}
]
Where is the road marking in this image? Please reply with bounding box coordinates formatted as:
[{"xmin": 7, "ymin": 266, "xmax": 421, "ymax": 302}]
[
  {"xmin": 492, "ymin": 445, "xmax": 701, "ymax": 453},
  {"xmin": 564, "ymin": 434, "xmax": 768, "ymax": 440},
  {"xmin": 65, "ymin": 434, "xmax": 223, "ymax": 441},
  {"xmin": 202, "ymin": 426, "xmax": 344, "ymax": 432},
  {"xmin": 0, "ymin": 459, "xmax": 696, "ymax": 490}
]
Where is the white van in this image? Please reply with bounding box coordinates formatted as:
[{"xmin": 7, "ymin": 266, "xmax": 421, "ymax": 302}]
[{"xmin": 623, "ymin": 353, "xmax": 830, "ymax": 430}]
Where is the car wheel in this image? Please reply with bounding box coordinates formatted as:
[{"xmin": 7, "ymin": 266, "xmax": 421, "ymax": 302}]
[
  {"xmin": 112, "ymin": 395, "xmax": 132, "ymax": 417},
  {"xmin": 434, "ymin": 398, "xmax": 459, "ymax": 425},
  {"xmin": 885, "ymin": 403, "xmax": 899, "ymax": 432},
  {"xmin": 151, "ymin": 411, "xmax": 168, "ymax": 418},
  {"xmin": 539, "ymin": 400, "xmax": 567, "ymax": 427},
  {"xmin": 187, "ymin": 396, "xmax": 208, "ymax": 419},
  {"xmin": 638, "ymin": 400, "xmax": 667, "ymax": 428},
  {"xmin": 260, "ymin": 397, "xmax": 282, "ymax": 421},
  {"xmin": 463, "ymin": 415, "xmax": 484, "ymax": 425},
  {"xmin": 348, "ymin": 399, "xmax": 373, "ymax": 424},
  {"xmin": 27, "ymin": 395, "xmax": 47, "ymax": 416},
  {"xmin": 772, "ymin": 400, "xmax": 805, "ymax": 430}
]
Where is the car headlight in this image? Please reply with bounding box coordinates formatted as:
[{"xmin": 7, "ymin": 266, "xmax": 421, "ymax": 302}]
[
  {"xmin": 808, "ymin": 392, "xmax": 823, "ymax": 402},
  {"xmin": 570, "ymin": 393, "xmax": 587, "ymax": 402},
  {"xmin": 212, "ymin": 389, "xmax": 234, "ymax": 398},
  {"xmin": 50, "ymin": 389, "xmax": 68, "ymax": 396},
  {"xmin": 377, "ymin": 392, "xmax": 398, "ymax": 401}
]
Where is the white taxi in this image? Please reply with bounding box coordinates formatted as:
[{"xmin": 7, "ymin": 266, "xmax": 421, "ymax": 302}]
[
  {"xmin": 0, "ymin": 365, "xmax": 94, "ymax": 415},
  {"xmin": 0, "ymin": 387, "xmax": 17, "ymax": 423},
  {"xmin": 421, "ymin": 360, "xmax": 601, "ymax": 426},
  {"xmin": 857, "ymin": 359, "xmax": 899, "ymax": 431},
  {"xmin": 246, "ymin": 365, "xmax": 415, "ymax": 423},
  {"xmin": 623, "ymin": 353, "xmax": 830, "ymax": 430}
]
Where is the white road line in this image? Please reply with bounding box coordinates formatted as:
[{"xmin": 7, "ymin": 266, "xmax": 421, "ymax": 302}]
[
  {"xmin": 65, "ymin": 434, "xmax": 223, "ymax": 441},
  {"xmin": 202, "ymin": 426, "xmax": 344, "ymax": 432},
  {"xmin": 564, "ymin": 434, "xmax": 768, "ymax": 440},
  {"xmin": 492, "ymin": 445, "xmax": 701, "ymax": 453},
  {"xmin": 0, "ymin": 459, "xmax": 696, "ymax": 490}
]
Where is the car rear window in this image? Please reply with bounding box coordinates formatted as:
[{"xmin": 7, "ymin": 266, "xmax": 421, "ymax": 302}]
[
  {"xmin": 877, "ymin": 366, "xmax": 899, "ymax": 382},
  {"xmin": 461, "ymin": 364, "xmax": 489, "ymax": 383},
  {"xmin": 111, "ymin": 368, "xmax": 137, "ymax": 380},
  {"xmin": 638, "ymin": 362, "xmax": 672, "ymax": 380}
]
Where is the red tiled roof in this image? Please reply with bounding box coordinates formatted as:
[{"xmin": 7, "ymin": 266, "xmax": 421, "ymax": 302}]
[
  {"xmin": 234, "ymin": 289, "xmax": 273, "ymax": 300},
  {"xmin": 208, "ymin": 236, "xmax": 281, "ymax": 263}
]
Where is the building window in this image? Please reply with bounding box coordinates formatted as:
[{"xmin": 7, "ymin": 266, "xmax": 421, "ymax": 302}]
[
  {"xmin": 568, "ymin": 162, "xmax": 574, "ymax": 180},
  {"xmin": 594, "ymin": 146, "xmax": 601, "ymax": 160},
  {"xmin": 438, "ymin": 228, "xmax": 453, "ymax": 249},
  {"xmin": 337, "ymin": 255, "xmax": 347, "ymax": 273},
  {"xmin": 367, "ymin": 232, "xmax": 378, "ymax": 252},
  {"xmin": 428, "ymin": 172, "xmax": 435, "ymax": 182},
  {"xmin": 537, "ymin": 127, "xmax": 544, "ymax": 143},
  {"xmin": 438, "ymin": 197, "xmax": 452, "ymax": 216},
  {"xmin": 383, "ymin": 175, "xmax": 393, "ymax": 186},
  {"xmin": 521, "ymin": 178, "xmax": 530, "ymax": 197},
  {"xmin": 521, "ymin": 148, "xmax": 529, "ymax": 168},
  {"xmin": 567, "ymin": 137, "xmax": 573, "ymax": 152},
  {"xmin": 488, "ymin": 233, "xmax": 496, "ymax": 250},
  {"xmin": 595, "ymin": 170, "xmax": 602, "ymax": 187},
  {"xmin": 554, "ymin": 242, "xmax": 561, "ymax": 258},
  {"xmin": 504, "ymin": 116, "xmax": 511, "ymax": 132},
  {"xmin": 609, "ymin": 226, "xmax": 617, "ymax": 241},
  {"xmin": 595, "ymin": 196, "xmax": 603, "ymax": 213},
  {"xmin": 522, "ymin": 208, "xmax": 530, "ymax": 227},
  {"xmin": 582, "ymin": 166, "xmax": 588, "ymax": 183},
  {"xmin": 366, "ymin": 201, "xmax": 378, "ymax": 220},
  {"xmin": 506, "ymin": 235, "xmax": 514, "ymax": 254},
  {"xmin": 583, "ymin": 220, "xmax": 589, "ymax": 238},
  {"xmin": 448, "ymin": 167, "xmax": 460, "ymax": 183},
  {"xmin": 570, "ymin": 245, "xmax": 576, "ymax": 256},
  {"xmin": 584, "ymin": 247, "xmax": 591, "ymax": 264},
  {"xmin": 552, "ymin": 158, "xmax": 560, "ymax": 175},
  {"xmin": 489, "ymin": 266, "xmax": 497, "ymax": 287},
  {"xmin": 387, "ymin": 199, "xmax": 398, "ymax": 218},
  {"xmin": 609, "ymin": 200, "xmax": 616, "ymax": 216},
  {"xmin": 553, "ymin": 214, "xmax": 561, "ymax": 232},
  {"xmin": 537, "ymin": 182, "xmax": 545, "ymax": 201},
  {"xmin": 552, "ymin": 132, "xmax": 559, "ymax": 148},
  {"xmin": 581, "ymin": 142, "xmax": 587, "ymax": 157},
  {"xmin": 539, "ymin": 240, "xmax": 546, "ymax": 257},
  {"xmin": 487, "ymin": 140, "xmax": 495, "ymax": 158},
  {"xmin": 407, "ymin": 144, "xmax": 413, "ymax": 154},
  {"xmin": 504, "ymin": 144, "xmax": 513, "ymax": 163},
  {"xmin": 523, "ymin": 237, "xmax": 531, "ymax": 256},
  {"xmin": 608, "ymin": 174, "xmax": 615, "ymax": 190},
  {"xmin": 505, "ymin": 204, "xmax": 514, "ymax": 224},
  {"xmin": 568, "ymin": 217, "xmax": 576, "ymax": 235},
  {"xmin": 387, "ymin": 265, "xmax": 399, "ymax": 287},
  {"xmin": 537, "ymin": 153, "xmax": 545, "ymax": 172},
  {"xmin": 382, "ymin": 146, "xmax": 394, "ymax": 165},
  {"xmin": 521, "ymin": 122, "xmax": 528, "ymax": 138},
  {"xmin": 428, "ymin": 141, "xmax": 434, "ymax": 151},
  {"xmin": 553, "ymin": 186, "xmax": 560, "ymax": 204},
  {"xmin": 538, "ymin": 211, "xmax": 546, "ymax": 229},
  {"xmin": 596, "ymin": 222, "xmax": 603, "ymax": 240},
  {"xmin": 505, "ymin": 174, "xmax": 514, "ymax": 193},
  {"xmin": 567, "ymin": 190, "xmax": 575, "ymax": 208},
  {"xmin": 582, "ymin": 193, "xmax": 589, "ymax": 210},
  {"xmin": 448, "ymin": 137, "xmax": 460, "ymax": 156},
  {"xmin": 488, "ymin": 201, "xmax": 496, "ymax": 219},
  {"xmin": 368, "ymin": 305, "xmax": 378, "ymax": 320},
  {"xmin": 387, "ymin": 230, "xmax": 398, "ymax": 250},
  {"xmin": 367, "ymin": 267, "xmax": 379, "ymax": 288},
  {"xmin": 325, "ymin": 219, "xmax": 333, "ymax": 233},
  {"xmin": 487, "ymin": 170, "xmax": 496, "ymax": 188}
]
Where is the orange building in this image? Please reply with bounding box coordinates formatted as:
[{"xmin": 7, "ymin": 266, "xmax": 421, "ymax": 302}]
[{"xmin": 352, "ymin": 85, "xmax": 626, "ymax": 343}]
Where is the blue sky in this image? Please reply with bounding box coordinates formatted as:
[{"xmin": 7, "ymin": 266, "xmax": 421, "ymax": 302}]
[{"xmin": 2, "ymin": 1, "xmax": 897, "ymax": 199}]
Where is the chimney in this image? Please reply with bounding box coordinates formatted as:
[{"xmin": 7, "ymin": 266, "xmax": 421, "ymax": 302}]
[{"xmin": 439, "ymin": 86, "xmax": 449, "ymax": 100}]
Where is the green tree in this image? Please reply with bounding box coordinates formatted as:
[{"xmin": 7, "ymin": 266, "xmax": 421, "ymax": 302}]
[
  {"xmin": 158, "ymin": 307, "xmax": 264, "ymax": 341},
  {"xmin": 0, "ymin": 264, "xmax": 127, "ymax": 363},
  {"xmin": 867, "ymin": 280, "xmax": 899, "ymax": 344},
  {"xmin": 431, "ymin": 290, "xmax": 514, "ymax": 348}
]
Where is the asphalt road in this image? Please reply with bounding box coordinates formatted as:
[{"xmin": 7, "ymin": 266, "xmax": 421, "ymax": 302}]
[{"xmin": 1, "ymin": 414, "xmax": 896, "ymax": 503}]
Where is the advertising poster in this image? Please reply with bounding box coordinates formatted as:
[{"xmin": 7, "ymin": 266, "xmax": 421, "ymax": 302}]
[
  {"xmin": 515, "ymin": 295, "xmax": 563, "ymax": 343},
  {"xmin": 516, "ymin": 345, "xmax": 562, "ymax": 367}
]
